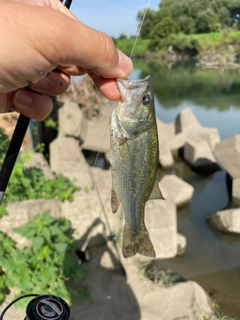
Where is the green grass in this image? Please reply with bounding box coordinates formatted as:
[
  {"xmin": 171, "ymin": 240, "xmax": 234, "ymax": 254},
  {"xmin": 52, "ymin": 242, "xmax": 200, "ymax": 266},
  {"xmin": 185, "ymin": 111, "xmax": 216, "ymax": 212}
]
[
  {"xmin": 116, "ymin": 37, "xmax": 150, "ymax": 57},
  {"xmin": 115, "ymin": 30, "xmax": 240, "ymax": 57},
  {"xmin": 164, "ymin": 30, "xmax": 240, "ymax": 55},
  {"xmin": 169, "ymin": 31, "xmax": 240, "ymax": 53}
]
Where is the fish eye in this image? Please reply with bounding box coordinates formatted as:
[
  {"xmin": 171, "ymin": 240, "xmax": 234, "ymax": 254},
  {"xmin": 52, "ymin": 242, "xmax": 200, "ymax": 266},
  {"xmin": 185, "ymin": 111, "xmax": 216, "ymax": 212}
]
[{"xmin": 141, "ymin": 94, "xmax": 151, "ymax": 106}]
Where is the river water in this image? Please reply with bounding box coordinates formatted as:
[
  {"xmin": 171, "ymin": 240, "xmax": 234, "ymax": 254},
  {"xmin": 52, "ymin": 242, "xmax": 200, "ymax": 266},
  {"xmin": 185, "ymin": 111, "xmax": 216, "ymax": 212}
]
[{"xmin": 129, "ymin": 60, "xmax": 240, "ymax": 318}]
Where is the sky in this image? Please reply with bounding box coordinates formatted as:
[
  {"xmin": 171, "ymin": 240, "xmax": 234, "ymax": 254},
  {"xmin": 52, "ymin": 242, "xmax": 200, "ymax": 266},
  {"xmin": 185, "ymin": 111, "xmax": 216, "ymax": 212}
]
[{"xmin": 70, "ymin": 0, "xmax": 160, "ymax": 38}]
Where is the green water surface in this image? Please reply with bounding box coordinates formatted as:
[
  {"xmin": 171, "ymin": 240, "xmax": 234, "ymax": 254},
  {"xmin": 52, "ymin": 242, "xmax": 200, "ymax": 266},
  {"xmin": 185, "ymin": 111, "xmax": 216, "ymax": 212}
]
[{"xmin": 129, "ymin": 60, "xmax": 240, "ymax": 318}]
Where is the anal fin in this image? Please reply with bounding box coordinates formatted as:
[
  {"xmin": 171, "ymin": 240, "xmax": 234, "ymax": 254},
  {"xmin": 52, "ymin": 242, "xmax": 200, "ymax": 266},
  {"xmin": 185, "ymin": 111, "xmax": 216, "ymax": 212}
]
[{"xmin": 149, "ymin": 180, "xmax": 165, "ymax": 200}]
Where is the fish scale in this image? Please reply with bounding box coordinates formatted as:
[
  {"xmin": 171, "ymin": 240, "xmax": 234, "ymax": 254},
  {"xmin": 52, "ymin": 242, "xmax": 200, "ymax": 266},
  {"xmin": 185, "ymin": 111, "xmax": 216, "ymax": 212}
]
[{"xmin": 110, "ymin": 76, "xmax": 164, "ymax": 258}]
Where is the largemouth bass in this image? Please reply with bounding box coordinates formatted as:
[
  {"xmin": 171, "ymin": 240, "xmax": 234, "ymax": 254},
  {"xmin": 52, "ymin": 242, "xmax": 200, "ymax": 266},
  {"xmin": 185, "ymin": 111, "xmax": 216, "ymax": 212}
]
[{"xmin": 110, "ymin": 76, "xmax": 164, "ymax": 258}]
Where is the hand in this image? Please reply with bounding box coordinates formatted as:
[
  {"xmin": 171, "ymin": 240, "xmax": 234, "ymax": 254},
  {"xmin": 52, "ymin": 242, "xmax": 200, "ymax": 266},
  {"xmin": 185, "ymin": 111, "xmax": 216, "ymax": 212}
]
[{"xmin": 0, "ymin": 0, "xmax": 133, "ymax": 120}]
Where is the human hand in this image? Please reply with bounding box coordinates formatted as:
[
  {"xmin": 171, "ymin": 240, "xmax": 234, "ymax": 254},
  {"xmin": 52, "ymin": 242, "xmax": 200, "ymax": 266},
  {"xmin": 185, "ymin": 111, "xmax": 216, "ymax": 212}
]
[{"xmin": 0, "ymin": 0, "xmax": 133, "ymax": 120}]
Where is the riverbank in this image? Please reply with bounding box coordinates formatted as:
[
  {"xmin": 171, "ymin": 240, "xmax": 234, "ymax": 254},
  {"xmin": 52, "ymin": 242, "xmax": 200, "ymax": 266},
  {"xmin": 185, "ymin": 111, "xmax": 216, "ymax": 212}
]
[
  {"xmin": 1, "ymin": 75, "xmax": 236, "ymax": 320},
  {"xmin": 130, "ymin": 60, "xmax": 240, "ymax": 317},
  {"xmin": 1, "ymin": 67, "xmax": 240, "ymax": 318},
  {"xmin": 0, "ymin": 95, "xmax": 216, "ymax": 320},
  {"xmin": 56, "ymin": 76, "xmax": 240, "ymax": 318},
  {"xmin": 116, "ymin": 30, "xmax": 240, "ymax": 67}
]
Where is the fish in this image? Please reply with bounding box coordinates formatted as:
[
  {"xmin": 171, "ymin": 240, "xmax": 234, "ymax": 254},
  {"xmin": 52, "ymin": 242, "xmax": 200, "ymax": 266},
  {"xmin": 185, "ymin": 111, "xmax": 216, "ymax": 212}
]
[{"xmin": 110, "ymin": 76, "xmax": 164, "ymax": 258}]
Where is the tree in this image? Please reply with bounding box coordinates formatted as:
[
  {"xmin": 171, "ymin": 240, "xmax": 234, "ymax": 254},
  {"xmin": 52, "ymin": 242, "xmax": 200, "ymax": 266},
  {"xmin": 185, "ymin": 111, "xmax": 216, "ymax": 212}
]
[
  {"xmin": 149, "ymin": 17, "xmax": 177, "ymax": 49},
  {"xmin": 137, "ymin": 9, "xmax": 156, "ymax": 39},
  {"xmin": 196, "ymin": 9, "xmax": 221, "ymax": 33},
  {"xmin": 217, "ymin": 7, "xmax": 232, "ymax": 28},
  {"xmin": 118, "ymin": 33, "xmax": 127, "ymax": 40},
  {"xmin": 178, "ymin": 16, "xmax": 196, "ymax": 34},
  {"xmin": 138, "ymin": 0, "xmax": 240, "ymax": 45},
  {"xmin": 227, "ymin": 0, "xmax": 240, "ymax": 28}
]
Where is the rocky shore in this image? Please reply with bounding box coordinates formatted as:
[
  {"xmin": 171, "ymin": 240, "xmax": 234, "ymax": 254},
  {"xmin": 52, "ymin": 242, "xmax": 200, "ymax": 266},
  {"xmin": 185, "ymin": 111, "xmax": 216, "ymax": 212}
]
[
  {"xmin": 162, "ymin": 45, "xmax": 240, "ymax": 69},
  {"xmin": 156, "ymin": 104, "xmax": 240, "ymax": 236},
  {"xmin": 2, "ymin": 76, "xmax": 239, "ymax": 319}
]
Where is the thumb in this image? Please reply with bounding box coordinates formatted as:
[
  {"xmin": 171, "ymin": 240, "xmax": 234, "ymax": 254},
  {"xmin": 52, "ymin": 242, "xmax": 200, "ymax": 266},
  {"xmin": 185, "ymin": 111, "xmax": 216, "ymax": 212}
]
[
  {"xmin": 17, "ymin": 4, "xmax": 132, "ymax": 78},
  {"xmin": 0, "ymin": 91, "xmax": 53, "ymax": 121}
]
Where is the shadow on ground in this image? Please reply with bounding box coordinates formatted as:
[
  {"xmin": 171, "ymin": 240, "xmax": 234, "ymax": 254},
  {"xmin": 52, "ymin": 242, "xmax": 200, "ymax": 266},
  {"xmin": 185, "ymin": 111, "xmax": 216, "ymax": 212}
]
[{"xmin": 63, "ymin": 218, "xmax": 141, "ymax": 320}]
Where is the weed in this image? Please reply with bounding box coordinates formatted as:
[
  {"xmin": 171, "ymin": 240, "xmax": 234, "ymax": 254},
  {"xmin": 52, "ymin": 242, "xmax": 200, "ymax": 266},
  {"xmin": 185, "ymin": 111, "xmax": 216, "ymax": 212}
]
[
  {"xmin": 0, "ymin": 158, "xmax": 79, "ymax": 217},
  {"xmin": 0, "ymin": 211, "xmax": 87, "ymax": 307},
  {"xmin": 140, "ymin": 263, "xmax": 184, "ymax": 287},
  {"xmin": 44, "ymin": 118, "xmax": 58, "ymax": 131}
]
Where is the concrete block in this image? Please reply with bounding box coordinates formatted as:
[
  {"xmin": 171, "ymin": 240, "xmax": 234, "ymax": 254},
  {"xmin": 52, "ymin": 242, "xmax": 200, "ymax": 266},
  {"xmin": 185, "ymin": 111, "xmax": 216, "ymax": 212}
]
[
  {"xmin": 60, "ymin": 189, "xmax": 121, "ymax": 250},
  {"xmin": 175, "ymin": 107, "xmax": 201, "ymax": 133},
  {"xmin": 169, "ymin": 132, "xmax": 186, "ymax": 152},
  {"xmin": 208, "ymin": 208, "xmax": 240, "ymax": 233},
  {"xmin": 159, "ymin": 142, "xmax": 174, "ymax": 168},
  {"xmin": 156, "ymin": 118, "xmax": 175, "ymax": 141},
  {"xmin": 184, "ymin": 135, "xmax": 217, "ymax": 167},
  {"xmin": 90, "ymin": 167, "xmax": 112, "ymax": 192},
  {"xmin": 177, "ymin": 232, "xmax": 187, "ymax": 256},
  {"xmin": 232, "ymin": 178, "xmax": 240, "ymax": 207},
  {"xmin": 159, "ymin": 175, "xmax": 194, "ymax": 207},
  {"xmin": 195, "ymin": 127, "xmax": 220, "ymax": 151},
  {"xmin": 50, "ymin": 137, "xmax": 91, "ymax": 188},
  {"xmin": 214, "ymin": 135, "xmax": 240, "ymax": 178},
  {"xmin": 174, "ymin": 108, "xmax": 220, "ymax": 157},
  {"xmin": 145, "ymin": 199, "xmax": 177, "ymax": 259},
  {"xmin": 82, "ymin": 118, "xmax": 110, "ymax": 153},
  {"xmin": 58, "ymin": 99, "xmax": 87, "ymax": 143},
  {"xmin": 156, "ymin": 119, "xmax": 175, "ymax": 168}
]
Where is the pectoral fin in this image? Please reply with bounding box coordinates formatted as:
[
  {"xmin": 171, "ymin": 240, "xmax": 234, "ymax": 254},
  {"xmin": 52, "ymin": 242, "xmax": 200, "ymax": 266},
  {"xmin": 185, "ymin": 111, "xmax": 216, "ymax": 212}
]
[
  {"xmin": 111, "ymin": 189, "xmax": 120, "ymax": 213},
  {"xmin": 149, "ymin": 181, "xmax": 165, "ymax": 200}
]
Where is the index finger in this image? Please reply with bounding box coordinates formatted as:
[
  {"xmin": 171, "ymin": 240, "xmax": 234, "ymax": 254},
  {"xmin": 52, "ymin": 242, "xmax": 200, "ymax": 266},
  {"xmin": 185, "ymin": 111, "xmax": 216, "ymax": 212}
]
[{"xmin": 23, "ymin": 6, "xmax": 133, "ymax": 78}]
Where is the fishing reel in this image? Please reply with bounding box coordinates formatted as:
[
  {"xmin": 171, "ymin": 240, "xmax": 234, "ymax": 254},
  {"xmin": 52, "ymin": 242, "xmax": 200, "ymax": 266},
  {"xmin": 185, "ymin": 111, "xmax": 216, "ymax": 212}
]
[{"xmin": 0, "ymin": 294, "xmax": 70, "ymax": 320}]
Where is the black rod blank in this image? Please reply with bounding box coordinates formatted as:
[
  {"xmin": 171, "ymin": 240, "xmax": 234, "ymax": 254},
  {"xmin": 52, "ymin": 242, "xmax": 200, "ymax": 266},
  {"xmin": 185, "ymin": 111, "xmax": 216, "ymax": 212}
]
[
  {"xmin": 0, "ymin": 114, "xmax": 30, "ymax": 203},
  {"xmin": 0, "ymin": 0, "xmax": 73, "ymax": 204}
]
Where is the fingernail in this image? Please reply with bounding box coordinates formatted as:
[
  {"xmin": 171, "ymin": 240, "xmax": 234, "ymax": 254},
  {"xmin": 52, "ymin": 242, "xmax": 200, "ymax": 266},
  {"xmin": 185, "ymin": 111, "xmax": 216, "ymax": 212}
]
[
  {"xmin": 14, "ymin": 91, "xmax": 33, "ymax": 106},
  {"xmin": 32, "ymin": 77, "xmax": 52, "ymax": 90},
  {"xmin": 118, "ymin": 50, "xmax": 133, "ymax": 75}
]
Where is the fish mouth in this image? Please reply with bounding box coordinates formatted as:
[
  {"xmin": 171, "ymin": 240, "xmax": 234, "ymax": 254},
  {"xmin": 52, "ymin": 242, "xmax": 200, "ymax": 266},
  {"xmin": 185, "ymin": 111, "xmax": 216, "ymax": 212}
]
[{"xmin": 116, "ymin": 76, "xmax": 150, "ymax": 100}]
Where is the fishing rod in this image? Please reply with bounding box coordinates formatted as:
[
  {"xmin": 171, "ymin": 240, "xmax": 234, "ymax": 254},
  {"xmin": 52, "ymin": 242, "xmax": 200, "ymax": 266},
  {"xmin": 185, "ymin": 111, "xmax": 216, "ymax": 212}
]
[
  {"xmin": 0, "ymin": 294, "xmax": 70, "ymax": 320},
  {"xmin": 0, "ymin": 1, "xmax": 72, "ymax": 319},
  {"xmin": 0, "ymin": 0, "xmax": 73, "ymax": 205},
  {"xmin": 0, "ymin": 0, "xmax": 150, "ymax": 317}
]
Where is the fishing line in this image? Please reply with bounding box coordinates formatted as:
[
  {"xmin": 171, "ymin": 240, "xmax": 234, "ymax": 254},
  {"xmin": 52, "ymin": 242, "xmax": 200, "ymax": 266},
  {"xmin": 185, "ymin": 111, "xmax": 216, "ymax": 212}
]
[
  {"xmin": 88, "ymin": 0, "xmax": 153, "ymax": 253},
  {"xmin": 0, "ymin": 3, "xmax": 150, "ymax": 318},
  {"xmin": 57, "ymin": 0, "xmax": 151, "ymax": 277},
  {"xmin": 87, "ymin": 168, "xmax": 125, "ymax": 275},
  {"xmin": 65, "ymin": 0, "xmax": 151, "ymax": 249},
  {"xmin": 86, "ymin": 115, "xmax": 125, "ymax": 271},
  {"xmin": 64, "ymin": 122, "xmax": 111, "ymax": 240},
  {"xmin": 130, "ymin": 0, "xmax": 151, "ymax": 59}
]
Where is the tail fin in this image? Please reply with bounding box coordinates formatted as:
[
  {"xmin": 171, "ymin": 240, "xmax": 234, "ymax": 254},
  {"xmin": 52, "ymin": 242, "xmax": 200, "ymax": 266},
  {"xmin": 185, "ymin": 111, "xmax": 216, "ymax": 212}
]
[{"xmin": 122, "ymin": 224, "xmax": 156, "ymax": 258}]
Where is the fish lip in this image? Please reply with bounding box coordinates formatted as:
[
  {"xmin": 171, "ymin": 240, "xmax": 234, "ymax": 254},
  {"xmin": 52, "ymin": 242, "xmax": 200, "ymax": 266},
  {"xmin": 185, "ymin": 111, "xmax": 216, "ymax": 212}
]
[{"xmin": 116, "ymin": 76, "xmax": 150, "ymax": 100}]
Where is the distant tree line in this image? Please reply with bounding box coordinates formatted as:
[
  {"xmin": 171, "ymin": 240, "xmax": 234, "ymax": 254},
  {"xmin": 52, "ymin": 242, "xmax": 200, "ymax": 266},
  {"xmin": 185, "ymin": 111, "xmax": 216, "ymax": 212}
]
[{"xmin": 137, "ymin": 0, "xmax": 240, "ymax": 48}]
